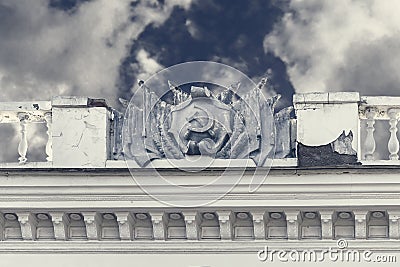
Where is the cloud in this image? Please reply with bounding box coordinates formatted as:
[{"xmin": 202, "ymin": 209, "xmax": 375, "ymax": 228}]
[
  {"xmin": 130, "ymin": 48, "xmax": 164, "ymax": 82},
  {"xmin": 0, "ymin": 0, "xmax": 193, "ymax": 162},
  {"xmin": 185, "ymin": 19, "xmax": 201, "ymax": 40},
  {"xmin": 264, "ymin": 0, "xmax": 400, "ymax": 96},
  {"xmin": 0, "ymin": 0, "xmax": 192, "ymax": 106},
  {"xmin": 123, "ymin": 0, "xmax": 295, "ymax": 111}
]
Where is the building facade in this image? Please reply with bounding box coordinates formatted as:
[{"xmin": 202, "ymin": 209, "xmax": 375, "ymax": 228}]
[{"xmin": 0, "ymin": 92, "xmax": 399, "ymax": 266}]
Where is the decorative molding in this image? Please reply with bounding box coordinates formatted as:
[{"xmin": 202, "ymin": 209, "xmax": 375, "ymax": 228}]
[
  {"xmin": 16, "ymin": 212, "xmax": 37, "ymax": 241},
  {"xmin": 319, "ymin": 211, "xmax": 333, "ymax": 239},
  {"xmin": 0, "ymin": 209, "xmax": 389, "ymax": 245},
  {"xmin": 251, "ymin": 211, "xmax": 265, "ymax": 240},
  {"xmin": 354, "ymin": 211, "xmax": 368, "ymax": 239},
  {"xmin": 1, "ymin": 240, "xmax": 400, "ymax": 254},
  {"xmin": 285, "ymin": 211, "xmax": 299, "ymax": 240},
  {"xmin": 216, "ymin": 211, "xmax": 232, "ymax": 240},
  {"xmin": 49, "ymin": 212, "xmax": 67, "ymax": 240},
  {"xmin": 114, "ymin": 212, "xmax": 134, "ymax": 241},
  {"xmin": 388, "ymin": 211, "xmax": 400, "ymax": 239},
  {"xmin": 149, "ymin": 212, "xmax": 165, "ymax": 241},
  {"xmin": 81, "ymin": 212, "xmax": 101, "ymax": 241},
  {"xmin": 182, "ymin": 212, "xmax": 198, "ymax": 240}
]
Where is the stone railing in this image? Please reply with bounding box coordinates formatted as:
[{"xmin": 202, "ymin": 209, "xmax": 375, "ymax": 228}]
[
  {"xmin": 3, "ymin": 93, "xmax": 400, "ymax": 167},
  {"xmin": 0, "ymin": 97, "xmax": 111, "ymax": 167},
  {"xmin": 0, "ymin": 101, "xmax": 52, "ymax": 163},
  {"xmin": 294, "ymin": 92, "xmax": 400, "ymax": 166},
  {"xmin": 359, "ymin": 96, "xmax": 400, "ymax": 162},
  {"xmin": 0, "ymin": 95, "xmax": 297, "ymax": 168}
]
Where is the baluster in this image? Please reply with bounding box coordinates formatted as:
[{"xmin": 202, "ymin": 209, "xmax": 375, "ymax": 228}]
[
  {"xmin": 364, "ymin": 108, "xmax": 377, "ymax": 160},
  {"xmin": 17, "ymin": 113, "xmax": 29, "ymax": 164},
  {"xmin": 44, "ymin": 112, "xmax": 53, "ymax": 161},
  {"xmin": 388, "ymin": 109, "xmax": 400, "ymax": 160}
]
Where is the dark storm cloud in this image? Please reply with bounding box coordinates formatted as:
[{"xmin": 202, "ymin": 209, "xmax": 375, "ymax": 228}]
[
  {"xmin": 119, "ymin": 0, "xmax": 295, "ymax": 109},
  {"xmin": 48, "ymin": 0, "xmax": 92, "ymax": 12}
]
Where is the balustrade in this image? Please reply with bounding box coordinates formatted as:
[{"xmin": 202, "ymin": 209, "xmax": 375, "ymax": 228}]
[
  {"xmin": 1, "ymin": 94, "xmax": 400, "ymax": 166},
  {"xmin": 0, "ymin": 101, "xmax": 52, "ymax": 164},
  {"xmin": 360, "ymin": 97, "xmax": 400, "ymax": 162}
]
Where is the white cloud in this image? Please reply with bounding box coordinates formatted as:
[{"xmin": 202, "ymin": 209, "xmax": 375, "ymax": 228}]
[
  {"xmin": 264, "ymin": 0, "xmax": 400, "ymax": 96},
  {"xmin": 0, "ymin": 0, "xmax": 193, "ymax": 162},
  {"xmin": 0, "ymin": 0, "xmax": 192, "ymax": 106},
  {"xmin": 185, "ymin": 19, "xmax": 201, "ymax": 40},
  {"xmin": 132, "ymin": 48, "xmax": 164, "ymax": 82}
]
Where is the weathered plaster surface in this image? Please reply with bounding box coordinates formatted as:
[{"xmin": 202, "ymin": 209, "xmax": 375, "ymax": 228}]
[
  {"xmin": 52, "ymin": 103, "xmax": 110, "ymax": 167},
  {"xmin": 294, "ymin": 92, "xmax": 360, "ymax": 153}
]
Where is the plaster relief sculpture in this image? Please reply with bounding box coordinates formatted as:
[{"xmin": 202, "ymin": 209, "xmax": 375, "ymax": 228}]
[{"xmin": 123, "ymin": 78, "xmax": 282, "ymax": 167}]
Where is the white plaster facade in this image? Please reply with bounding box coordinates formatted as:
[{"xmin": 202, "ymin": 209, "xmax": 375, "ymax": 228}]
[{"xmin": 0, "ymin": 93, "xmax": 400, "ymax": 266}]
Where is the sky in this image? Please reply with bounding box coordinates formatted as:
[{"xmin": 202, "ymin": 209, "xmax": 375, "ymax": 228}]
[
  {"xmin": 0, "ymin": 0, "xmax": 400, "ymax": 161},
  {"xmin": 1, "ymin": 0, "xmax": 400, "ymax": 108},
  {"xmin": 0, "ymin": 2, "xmax": 399, "ymax": 264}
]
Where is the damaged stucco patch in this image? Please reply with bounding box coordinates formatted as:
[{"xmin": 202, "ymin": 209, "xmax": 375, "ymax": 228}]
[
  {"xmin": 294, "ymin": 92, "xmax": 360, "ymax": 154},
  {"xmin": 298, "ymin": 131, "xmax": 359, "ymax": 167}
]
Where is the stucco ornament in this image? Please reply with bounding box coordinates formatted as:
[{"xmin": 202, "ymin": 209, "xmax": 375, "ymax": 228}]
[
  {"xmin": 123, "ymin": 78, "xmax": 278, "ymax": 167},
  {"xmin": 120, "ymin": 61, "xmax": 283, "ymax": 206}
]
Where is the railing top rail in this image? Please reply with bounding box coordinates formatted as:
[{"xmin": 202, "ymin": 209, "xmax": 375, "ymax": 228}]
[
  {"xmin": 293, "ymin": 92, "xmax": 360, "ymax": 104},
  {"xmin": 0, "ymin": 101, "xmax": 51, "ymax": 123},
  {"xmin": 0, "ymin": 101, "xmax": 51, "ymax": 112},
  {"xmin": 4, "ymin": 93, "xmax": 400, "ymax": 166},
  {"xmin": 361, "ymin": 96, "xmax": 400, "ymax": 106}
]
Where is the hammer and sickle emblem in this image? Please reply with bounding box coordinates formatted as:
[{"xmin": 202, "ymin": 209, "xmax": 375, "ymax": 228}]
[
  {"xmin": 182, "ymin": 105, "xmax": 221, "ymax": 155},
  {"xmin": 186, "ymin": 105, "xmax": 214, "ymax": 132}
]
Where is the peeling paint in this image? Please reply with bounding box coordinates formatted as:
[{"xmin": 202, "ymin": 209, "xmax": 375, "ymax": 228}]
[{"xmin": 52, "ymin": 105, "xmax": 110, "ymax": 168}]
